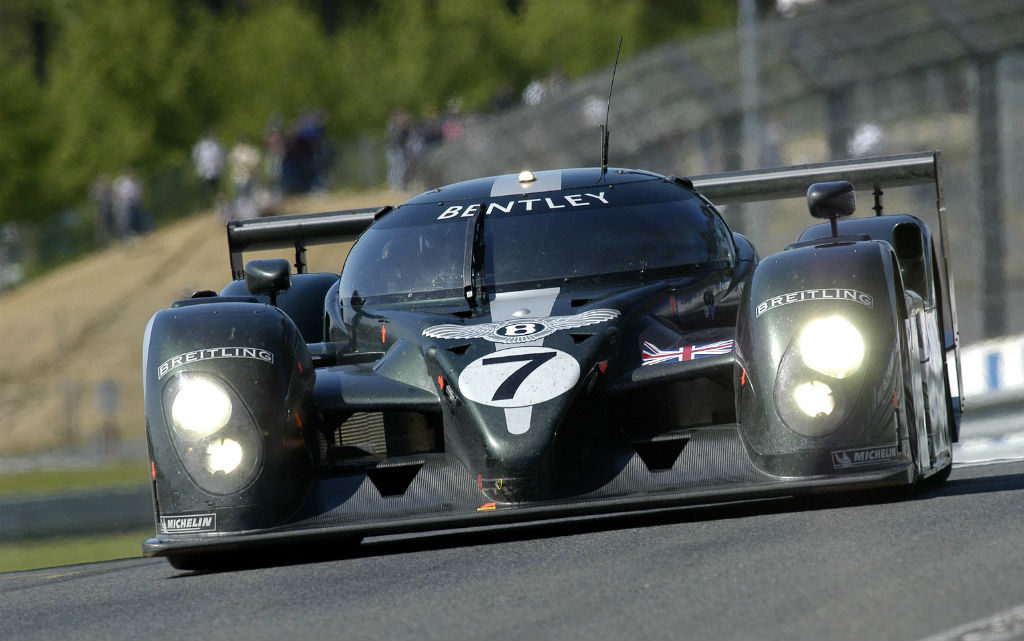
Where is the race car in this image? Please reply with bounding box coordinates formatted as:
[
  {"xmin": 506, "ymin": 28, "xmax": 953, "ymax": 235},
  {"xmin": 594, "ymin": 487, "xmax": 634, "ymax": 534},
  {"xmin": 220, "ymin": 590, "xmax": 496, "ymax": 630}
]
[{"xmin": 141, "ymin": 151, "xmax": 962, "ymax": 569}]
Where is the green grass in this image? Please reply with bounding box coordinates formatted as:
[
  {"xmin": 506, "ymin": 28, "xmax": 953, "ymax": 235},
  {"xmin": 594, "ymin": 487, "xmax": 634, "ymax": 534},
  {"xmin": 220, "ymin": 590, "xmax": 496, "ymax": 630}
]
[
  {"xmin": 0, "ymin": 529, "xmax": 151, "ymax": 573},
  {"xmin": 0, "ymin": 463, "xmax": 153, "ymax": 573},
  {"xmin": 0, "ymin": 460, "xmax": 149, "ymax": 498}
]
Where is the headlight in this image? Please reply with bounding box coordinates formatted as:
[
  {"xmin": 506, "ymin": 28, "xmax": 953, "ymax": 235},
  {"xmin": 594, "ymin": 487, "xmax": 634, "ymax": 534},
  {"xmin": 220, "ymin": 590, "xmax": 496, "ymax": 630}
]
[
  {"xmin": 205, "ymin": 437, "xmax": 244, "ymax": 474},
  {"xmin": 171, "ymin": 378, "xmax": 232, "ymax": 436},
  {"xmin": 775, "ymin": 317, "xmax": 867, "ymax": 438},
  {"xmin": 162, "ymin": 374, "xmax": 262, "ymax": 495},
  {"xmin": 794, "ymin": 381, "xmax": 835, "ymax": 417},
  {"xmin": 798, "ymin": 316, "xmax": 864, "ymax": 379}
]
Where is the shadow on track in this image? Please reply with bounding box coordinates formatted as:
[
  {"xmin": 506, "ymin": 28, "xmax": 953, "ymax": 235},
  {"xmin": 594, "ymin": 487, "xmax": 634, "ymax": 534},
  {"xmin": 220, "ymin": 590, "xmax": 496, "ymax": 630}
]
[
  {"xmin": 913, "ymin": 465, "xmax": 1024, "ymax": 499},
  {"xmin": 166, "ymin": 497, "xmax": 798, "ymax": 577}
]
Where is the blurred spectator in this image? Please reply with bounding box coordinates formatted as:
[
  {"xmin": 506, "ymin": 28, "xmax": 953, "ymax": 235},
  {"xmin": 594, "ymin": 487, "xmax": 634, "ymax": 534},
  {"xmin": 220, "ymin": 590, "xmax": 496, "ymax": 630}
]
[
  {"xmin": 0, "ymin": 223, "xmax": 24, "ymax": 291},
  {"xmin": 191, "ymin": 131, "xmax": 226, "ymax": 204},
  {"xmin": 281, "ymin": 111, "xmax": 331, "ymax": 194},
  {"xmin": 489, "ymin": 82, "xmax": 516, "ymax": 112},
  {"xmin": 442, "ymin": 97, "xmax": 465, "ymax": 143},
  {"xmin": 90, "ymin": 174, "xmax": 116, "ymax": 246},
  {"xmin": 263, "ymin": 116, "xmax": 285, "ymax": 191},
  {"xmin": 386, "ymin": 109, "xmax": 412, "ymax": 191},
  {"xmin": 523, "ymin": 79, "xmax": 546, "ymax": 106},
  {"xmin": 224, "ymin": 141, "xmax": 262, "ymax": 220},
  {"xmin": 112, "ymin": 170, "xmax": 146, "ymax": 238},
  {"xmin": 387, "ymin": 106, "xmax": 466, "ymax": 190},
  {"xmin": 308, "ymin": 111, "xmax": 335, "ymax": 193},
  {"xmin": 523, "ymin": 69, "xmax": 566, "ymax": 107},
  {"xmin": 417, "ymin": 112, "xmax": 443, "ymax": 149},
  {"xmin": 230, "ymin": 141, "xmax": 262, "ymax": 194}
]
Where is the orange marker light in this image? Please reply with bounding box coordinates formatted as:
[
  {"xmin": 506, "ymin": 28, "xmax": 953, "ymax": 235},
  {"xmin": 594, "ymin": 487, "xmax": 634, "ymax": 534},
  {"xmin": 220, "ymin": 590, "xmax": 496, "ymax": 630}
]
[
  {"xmin": 150, "ymin": 461, "xmax": 156, "ymax": 480},
  {"xmin": 381, "ymin": 325, "xmax": 387, "ymax": 343},
  {"xmin": 477, "ymin": 502, "xmax": 497, "ymax": 511}
]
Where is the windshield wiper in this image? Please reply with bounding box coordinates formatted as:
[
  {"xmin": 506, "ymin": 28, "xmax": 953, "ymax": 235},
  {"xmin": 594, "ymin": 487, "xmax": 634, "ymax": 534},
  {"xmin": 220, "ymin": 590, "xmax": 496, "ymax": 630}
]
[{"xmin": 463, "ymin": 202, "xmax": 486, "ymax": 309}]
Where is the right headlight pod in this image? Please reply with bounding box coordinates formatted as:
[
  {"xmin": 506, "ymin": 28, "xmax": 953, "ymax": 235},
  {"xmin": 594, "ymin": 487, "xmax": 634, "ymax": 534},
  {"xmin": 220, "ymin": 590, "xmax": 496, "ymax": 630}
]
[
  {"xmin": 162, "ymin": 374, "xmax": 262, "ymax": 495},
  {"xmin": 774, "ymin": 315, "xmax": 867, "ymax": 439}
]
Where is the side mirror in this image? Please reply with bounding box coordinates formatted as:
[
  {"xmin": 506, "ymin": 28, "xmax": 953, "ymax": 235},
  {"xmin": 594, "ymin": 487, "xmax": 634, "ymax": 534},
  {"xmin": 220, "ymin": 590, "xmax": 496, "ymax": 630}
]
[
  {"xmin": 244, "ymin": 258, "xmax": 291, "ymax": 305},
  {"xmin": 807, "ymin": 181, "xmax": 856, "ymax": 237}
]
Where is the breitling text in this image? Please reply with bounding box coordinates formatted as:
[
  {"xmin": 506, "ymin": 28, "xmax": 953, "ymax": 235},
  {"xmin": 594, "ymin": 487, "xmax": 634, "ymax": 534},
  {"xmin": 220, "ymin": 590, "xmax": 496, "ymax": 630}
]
[
  {"xmin": 755, "ymin": 288, "xmax": 873, "ymax": 318},
  {"xmin": 157, "ymin": 346, "xmax": 274, "ymax": 379}
]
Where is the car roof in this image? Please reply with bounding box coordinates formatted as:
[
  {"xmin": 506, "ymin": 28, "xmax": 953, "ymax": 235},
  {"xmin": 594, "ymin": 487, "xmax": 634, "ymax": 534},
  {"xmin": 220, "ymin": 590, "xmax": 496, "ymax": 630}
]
[{"xmin": 400, "ymin": 167, "xmax": 688, "ymax": 206}]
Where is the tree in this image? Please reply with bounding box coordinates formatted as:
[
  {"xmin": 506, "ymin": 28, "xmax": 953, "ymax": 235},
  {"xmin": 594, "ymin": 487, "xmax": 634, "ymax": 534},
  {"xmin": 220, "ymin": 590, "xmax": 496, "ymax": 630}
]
[
  {"xmin": 0, "ymin": 0, "xmax": 738, "ymax": 229},
  {"xmin": 204, "ymin": 2, "xmax": 335, "ymax": 141},
  {"xmin": 0, "ymin": 53, "xmax": 55, "ymax": 223}
]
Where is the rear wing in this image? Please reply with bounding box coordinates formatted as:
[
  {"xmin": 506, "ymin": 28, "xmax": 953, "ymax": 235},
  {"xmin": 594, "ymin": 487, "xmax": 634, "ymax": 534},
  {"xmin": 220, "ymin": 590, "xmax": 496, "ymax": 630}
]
[
  {"xmin": 226, "ymin": 206, "xmax": 388, "ymax": 280},
  {"xmin": 690, "ymin": 151, "xmax": 943, "ymax": 205},
  {"xmin": 224, "ymin": 151, "xmax": 960, "ymax": 408}
]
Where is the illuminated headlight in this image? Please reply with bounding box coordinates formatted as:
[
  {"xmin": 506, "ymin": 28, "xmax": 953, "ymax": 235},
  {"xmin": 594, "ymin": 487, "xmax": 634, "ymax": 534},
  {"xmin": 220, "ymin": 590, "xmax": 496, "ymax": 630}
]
[
  {"xmin": 205, "ymin": 437, "xmax": 244, "ymax": 474},
  {"xmin": 794, "ymin": 381, "xmax": 835, "ymax": 417},
  {"xmin": 171, "ymin": 378, "xmax": 232, "ymax": 436},
  {"xmin": 798, "ymin": 316, "xmax": 864, "ymax": 379},
  {"xmin": 162, "ymin": 374, "xmax": 262, "ymax": 495}
]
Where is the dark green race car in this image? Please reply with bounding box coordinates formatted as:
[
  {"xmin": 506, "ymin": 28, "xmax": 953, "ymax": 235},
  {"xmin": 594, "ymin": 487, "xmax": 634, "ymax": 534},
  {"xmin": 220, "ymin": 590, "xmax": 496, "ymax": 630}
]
[{"xmin": 142, "ymin": 152, "xmax": 962, "ymax": 570}]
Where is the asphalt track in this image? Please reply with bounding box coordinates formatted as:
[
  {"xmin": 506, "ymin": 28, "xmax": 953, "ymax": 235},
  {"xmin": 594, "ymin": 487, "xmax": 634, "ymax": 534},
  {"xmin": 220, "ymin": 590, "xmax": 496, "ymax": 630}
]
[{"xmin": 3, "ymin": 460, "xmax": 1024, "ymax": 641}]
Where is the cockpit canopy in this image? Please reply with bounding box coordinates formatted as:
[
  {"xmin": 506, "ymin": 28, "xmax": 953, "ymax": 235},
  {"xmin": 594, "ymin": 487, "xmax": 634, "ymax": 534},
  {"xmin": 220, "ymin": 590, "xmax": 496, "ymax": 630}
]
[{"xmin": 339, "ymin": 171, "xmax": 735, "ymax": 307}]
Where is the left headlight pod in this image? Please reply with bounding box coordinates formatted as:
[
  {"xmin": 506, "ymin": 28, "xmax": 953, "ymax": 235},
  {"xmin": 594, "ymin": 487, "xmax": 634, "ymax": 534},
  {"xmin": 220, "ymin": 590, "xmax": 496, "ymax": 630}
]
[{"xmin": 161, "ymin": 373, "xmax": 262, "ymax": 495}]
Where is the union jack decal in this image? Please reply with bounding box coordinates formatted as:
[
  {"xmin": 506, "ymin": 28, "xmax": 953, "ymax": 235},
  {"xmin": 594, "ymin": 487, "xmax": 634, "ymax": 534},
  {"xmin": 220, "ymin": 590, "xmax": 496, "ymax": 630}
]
[{"xmin": 641, "ymin": 339, "xmax": 734, "ymax": 366}]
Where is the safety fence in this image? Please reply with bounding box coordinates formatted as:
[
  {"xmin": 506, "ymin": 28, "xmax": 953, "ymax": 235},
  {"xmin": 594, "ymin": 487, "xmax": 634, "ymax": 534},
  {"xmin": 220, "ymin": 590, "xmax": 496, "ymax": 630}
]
[{"xmin": 954, "ymin": 336, "xmax": 1024, "ymax": 464}]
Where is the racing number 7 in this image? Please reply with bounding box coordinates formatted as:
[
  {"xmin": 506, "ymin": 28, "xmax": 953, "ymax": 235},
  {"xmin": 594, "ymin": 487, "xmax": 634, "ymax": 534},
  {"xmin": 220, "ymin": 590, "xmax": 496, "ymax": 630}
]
[{"xmin": 481, "ymin": 351, "xmax": 557, "ymax": 401}]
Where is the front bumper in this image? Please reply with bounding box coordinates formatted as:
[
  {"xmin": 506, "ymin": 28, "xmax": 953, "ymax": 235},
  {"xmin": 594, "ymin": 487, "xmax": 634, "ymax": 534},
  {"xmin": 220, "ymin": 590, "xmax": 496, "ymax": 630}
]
[{"xmin": 144, "ymin": 425, "xmax": 915, "ymax": 559}]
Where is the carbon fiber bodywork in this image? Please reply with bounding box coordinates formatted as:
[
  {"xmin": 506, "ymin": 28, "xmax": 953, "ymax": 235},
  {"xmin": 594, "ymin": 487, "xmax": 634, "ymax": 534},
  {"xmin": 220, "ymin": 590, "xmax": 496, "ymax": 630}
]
[{"xmin": 142, "ymin": 153, "xmax": 960, "ymax": 567}]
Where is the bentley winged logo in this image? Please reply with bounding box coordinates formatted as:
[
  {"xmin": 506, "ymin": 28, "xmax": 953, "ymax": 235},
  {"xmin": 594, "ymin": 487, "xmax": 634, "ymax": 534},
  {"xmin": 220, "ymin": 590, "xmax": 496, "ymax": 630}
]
[{"xmin": 423, "ymin": 308, "xmax": 620, "ymax": 344}]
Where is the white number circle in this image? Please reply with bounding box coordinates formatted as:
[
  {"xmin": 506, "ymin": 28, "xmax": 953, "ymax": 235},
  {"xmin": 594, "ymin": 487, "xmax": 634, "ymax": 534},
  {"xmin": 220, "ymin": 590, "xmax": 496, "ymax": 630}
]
[{"xmin": 457, "ymin": 346, "xmax": 580, "ymax": 408}]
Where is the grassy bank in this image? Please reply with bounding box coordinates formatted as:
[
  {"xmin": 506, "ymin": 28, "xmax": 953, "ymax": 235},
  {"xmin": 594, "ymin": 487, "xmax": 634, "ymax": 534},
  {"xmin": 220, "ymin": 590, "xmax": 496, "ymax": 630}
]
[
  {"xmin": 0, "ymin": 460, "xmax": 148, "ymax": 497},
  {"xmin": 0, "ymin": 530, "xmax": 151, "ymax": 573},
  {"xmin": 0, "ymin": 188, "xmax": 410, "ymax": 457},
  {"xmin": 0, "ymin": 461, "xmax": 152, "ymax": 573}
]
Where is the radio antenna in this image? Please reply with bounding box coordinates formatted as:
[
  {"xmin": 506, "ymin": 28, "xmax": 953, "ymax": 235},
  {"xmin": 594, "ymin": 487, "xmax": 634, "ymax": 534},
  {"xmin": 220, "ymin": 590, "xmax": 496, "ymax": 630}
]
[{"xmin": 600, "ymin": 36, "xmax": 623, "ymax": 177}]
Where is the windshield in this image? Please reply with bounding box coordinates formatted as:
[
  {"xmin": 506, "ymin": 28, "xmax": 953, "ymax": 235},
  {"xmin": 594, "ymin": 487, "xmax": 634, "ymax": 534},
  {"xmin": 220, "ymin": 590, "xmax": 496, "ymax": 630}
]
[{"xmin": 339, "ymin": 185, "xmax": 732, "ymax": 305}]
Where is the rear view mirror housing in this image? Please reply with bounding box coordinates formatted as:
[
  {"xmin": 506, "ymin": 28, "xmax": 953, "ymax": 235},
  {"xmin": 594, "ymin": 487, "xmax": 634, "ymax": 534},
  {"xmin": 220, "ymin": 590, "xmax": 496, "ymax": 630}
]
[
  {"xmin": 807, "ymin": 181, "xmax": 856, "ymax": 237},
  {"xmin": 244, "ymin": 258, "xmax": 291, "ymax": 305}
]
